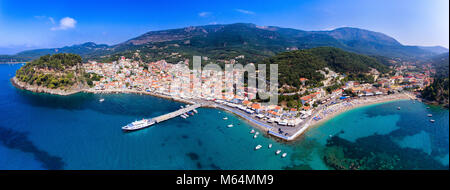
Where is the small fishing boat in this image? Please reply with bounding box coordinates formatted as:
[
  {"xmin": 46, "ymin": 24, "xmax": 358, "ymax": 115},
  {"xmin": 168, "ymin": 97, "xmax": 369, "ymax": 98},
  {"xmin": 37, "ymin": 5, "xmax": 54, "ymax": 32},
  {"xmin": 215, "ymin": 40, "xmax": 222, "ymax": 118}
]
[
  {"xmin": 427, "ymin": 114, "xmax": 432, "ymax": 117},
  {"xmin": 275, "ymin": 150, "xmax": 281, "ymax": 155},
  {"xmin": 227, "ymin": 124, "xmax": 234, "ymax": 128},
  {"xmin": 223, "ymin": 117, "xmax": 228, "ymax": 120},
  {"xmin": 99, "ymin": 98, "xmax": 105, "ymax": 102},
  {"xmin": 430, "ymin": 119, "xmax": 435, "ymax": 123},
  {"xmin": 268, "ymin": 144, "xmax": 272, "ymax": 149},
  {"xmin": 282, "ymin": 153, "xmax": 287, "ymax": 158},
  {"xmin": 255, "ymin": 145, "xmax": 262, "ymax": 150},
  {"xmin": 250, "ymin": 129, "xmax": 255, "ymax": 134}
]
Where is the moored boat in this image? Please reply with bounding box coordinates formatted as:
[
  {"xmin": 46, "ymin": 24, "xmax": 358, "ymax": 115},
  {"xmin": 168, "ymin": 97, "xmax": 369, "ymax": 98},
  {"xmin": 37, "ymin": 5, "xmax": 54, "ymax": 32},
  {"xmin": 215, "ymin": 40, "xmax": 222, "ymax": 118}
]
[
  {"xmin": 99, "ymin": 98, "xmax": 105, "ymax": 102},
  {"xmin": 427, "ymin": 114, "xmax": 432, "ymax": 117},
  {"xmin": 250, "ymin": 129, "xmax": 255, "ymax": 134},
  {"xmin": 227, "ymin": 124, "xmax": 234, "ymax": 128},
  {"xmin": 282, "ymin": 153, "xmax": 287, "ymax": 158},
  {"xmin": 223, "ymin": 117, "xmax": 228, "ymax": 120},
  {"xmin": 268, "ymin": 144, "xmax": 272, "ymax": 149},
  {"xmin": 275, "ymin": 150, "xmax": 281, "ymax": 155},
  {"xmin": 122, "ymin": 119, "xmax": 155, "ymax": 131},
  {"xmin": 430, "ymin": 119, "xmax": 435, "ymax": 123},
  {"xmin": 255, "ymin": 145, "xmax": 262, "ymax": 150}
]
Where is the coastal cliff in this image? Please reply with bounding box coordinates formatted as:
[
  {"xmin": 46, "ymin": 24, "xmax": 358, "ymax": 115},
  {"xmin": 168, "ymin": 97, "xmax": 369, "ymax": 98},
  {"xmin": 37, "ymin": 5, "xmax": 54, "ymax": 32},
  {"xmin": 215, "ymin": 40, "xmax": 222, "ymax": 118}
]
[
  {"xmin": 12, "ymin": 53, "xmax": 96, "ymax": 96},
  {"xmin": 11, "ymin": 76, "xmax": 83, "ymax": 95}
]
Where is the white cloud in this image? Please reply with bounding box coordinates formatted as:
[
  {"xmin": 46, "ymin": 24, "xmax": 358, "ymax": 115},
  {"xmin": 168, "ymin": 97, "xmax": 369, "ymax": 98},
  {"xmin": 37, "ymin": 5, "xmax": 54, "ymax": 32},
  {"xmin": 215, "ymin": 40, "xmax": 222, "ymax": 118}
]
[
  {"xmin": 198, "ymin": 12, "xmax": 211, "ymax": 17},
  {"xmin": 235, "ymin": 9, "xmax": 255, "ymax": 15},
  {"xmin": 34, "ymin": 15, "xmax": 55, "ymax": 24},
  {"xmin": 48, "ymin": 17, "xmax": 55, "ymax": 24},
  {"xmin": 51, "ymin": 17, "xmax": 77, "ymax": 31}
]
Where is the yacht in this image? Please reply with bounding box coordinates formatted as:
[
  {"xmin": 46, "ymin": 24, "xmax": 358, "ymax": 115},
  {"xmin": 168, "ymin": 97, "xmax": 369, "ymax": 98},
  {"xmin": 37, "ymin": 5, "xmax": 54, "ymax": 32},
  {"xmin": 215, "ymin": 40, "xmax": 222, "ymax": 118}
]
[
  {"xmin": 255, "ymin": 145, "xmax": 262, "ymax": 150},
  {"xmin": 180, "ymin": 115, "xmax": 187, "ymax": 119},
  {"xmin": 122, "ymin": 119, "xmax": 155, "ymax": 131},
  {"xmin": 193, "ymin": 109, "xmax": 198, "ymax": 114},
  {"xmin": 275, "ymin": 150, "xmax": 281, "ymax": 155}
]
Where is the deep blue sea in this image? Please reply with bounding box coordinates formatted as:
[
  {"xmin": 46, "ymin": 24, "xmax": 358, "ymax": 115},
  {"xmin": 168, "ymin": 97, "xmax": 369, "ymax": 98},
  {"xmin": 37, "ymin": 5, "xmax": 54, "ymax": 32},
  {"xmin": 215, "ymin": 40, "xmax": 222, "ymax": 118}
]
[{"xmin": 0, "ymin": 64, "xmax": 448, "ymax": 170}]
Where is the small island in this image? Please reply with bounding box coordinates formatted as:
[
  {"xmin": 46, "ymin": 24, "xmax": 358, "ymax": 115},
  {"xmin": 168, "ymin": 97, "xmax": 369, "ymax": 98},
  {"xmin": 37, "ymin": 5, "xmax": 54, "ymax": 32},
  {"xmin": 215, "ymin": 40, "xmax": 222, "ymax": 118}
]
[{"xmin": 11, "ymin": 53, "xmax": 100, "ymax": 95}]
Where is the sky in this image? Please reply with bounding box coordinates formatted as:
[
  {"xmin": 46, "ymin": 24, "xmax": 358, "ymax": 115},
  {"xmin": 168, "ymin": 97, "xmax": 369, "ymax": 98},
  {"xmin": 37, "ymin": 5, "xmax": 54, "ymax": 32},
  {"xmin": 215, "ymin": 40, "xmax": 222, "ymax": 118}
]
[{"xmin": 0, "ymin": 0, "xmax": 448, "ymax": 54}]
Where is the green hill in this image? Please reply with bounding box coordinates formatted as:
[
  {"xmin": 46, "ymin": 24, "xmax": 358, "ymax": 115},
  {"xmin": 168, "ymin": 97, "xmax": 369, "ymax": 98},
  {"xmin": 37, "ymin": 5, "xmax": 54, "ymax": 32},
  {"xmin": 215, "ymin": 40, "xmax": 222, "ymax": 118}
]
[
  {"xmin": 15, "ymin": 53, "xmax": 98, "ymax": 90},
  {"xmin": 261, "ymin": 47, "xmax": 390, "ymax": 88},
  {"xmin": 2, "ymin": 23, "xmax": 446, "ymax": 63}
]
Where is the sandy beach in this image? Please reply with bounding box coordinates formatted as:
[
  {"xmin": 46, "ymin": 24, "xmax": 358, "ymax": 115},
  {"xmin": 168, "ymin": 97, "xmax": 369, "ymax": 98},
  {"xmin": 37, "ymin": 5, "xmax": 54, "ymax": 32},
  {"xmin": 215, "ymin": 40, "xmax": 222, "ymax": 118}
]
[{"xmin": 309, "ymin": 93, "xmax": 413, "ymax": 128}]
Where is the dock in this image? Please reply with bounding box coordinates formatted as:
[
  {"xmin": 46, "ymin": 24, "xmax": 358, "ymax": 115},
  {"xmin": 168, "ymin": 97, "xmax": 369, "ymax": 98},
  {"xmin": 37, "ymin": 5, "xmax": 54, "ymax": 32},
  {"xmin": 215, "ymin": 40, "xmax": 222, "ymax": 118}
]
[{"xmin": 153, "ymin": 103, "xmax": 202, "ymax": 123}]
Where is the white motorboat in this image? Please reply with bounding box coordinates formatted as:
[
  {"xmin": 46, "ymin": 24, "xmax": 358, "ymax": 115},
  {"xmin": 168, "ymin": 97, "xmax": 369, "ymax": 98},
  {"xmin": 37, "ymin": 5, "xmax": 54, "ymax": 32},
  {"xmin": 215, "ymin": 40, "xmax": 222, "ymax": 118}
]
[
  {"xmin": 282, "ymin": 153, "xmax": 287, "ymax": 158},
  {"xmin": 268, "ymin": 144, "xmax": 272, "ymax": 149},
  {"xmin": 275, "ymin": 150, "xmax": 281, "ymax": 155},
  {"xmin": 99, "ymin": 98, "xmax": 105, "ymax": 102},
  {"xmin": 250, "ymin": 129, "xmax": 255, "ymax": 134},
  {"xmin": 227, "ymin": 124, "xmax": 234, "ymax": 128},
  {"xmin": 255, "ymin": 145, "xmax": 262, "ymax": 150},
  {"xmin": 427, "ymin": 114, "xmax": 432, "ymax": 117},
  {"xmin": 430, "ymin": 119, "xmax": 435, "ymax": 123},
  {"xmin": 223, "ymin": 117, "xmax": 228, "ymax": 120}
]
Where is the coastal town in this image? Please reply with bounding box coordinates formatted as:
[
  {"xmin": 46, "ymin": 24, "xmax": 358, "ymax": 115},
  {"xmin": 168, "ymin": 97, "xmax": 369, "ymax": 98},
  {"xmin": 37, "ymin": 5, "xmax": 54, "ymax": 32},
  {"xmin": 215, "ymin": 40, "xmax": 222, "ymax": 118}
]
[{"xmin": 81, "ymin": 55, "xmax": 430, "ymax": 141}]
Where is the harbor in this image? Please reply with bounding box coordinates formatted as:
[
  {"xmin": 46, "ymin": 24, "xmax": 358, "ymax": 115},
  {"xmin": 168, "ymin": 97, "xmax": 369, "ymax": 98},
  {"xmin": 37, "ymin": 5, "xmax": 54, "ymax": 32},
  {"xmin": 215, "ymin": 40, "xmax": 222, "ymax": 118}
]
[{"xmin": 122, "ymin": 103, "xmax": 202, "ymax": 131}]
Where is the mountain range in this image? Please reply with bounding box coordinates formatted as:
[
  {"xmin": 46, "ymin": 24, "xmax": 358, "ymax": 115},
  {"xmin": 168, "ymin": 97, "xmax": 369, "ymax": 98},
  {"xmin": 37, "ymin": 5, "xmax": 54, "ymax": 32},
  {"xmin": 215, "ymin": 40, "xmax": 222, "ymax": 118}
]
[{"xmin": 1, "ymin": 23, "xmax": 448, "ymax": 62}]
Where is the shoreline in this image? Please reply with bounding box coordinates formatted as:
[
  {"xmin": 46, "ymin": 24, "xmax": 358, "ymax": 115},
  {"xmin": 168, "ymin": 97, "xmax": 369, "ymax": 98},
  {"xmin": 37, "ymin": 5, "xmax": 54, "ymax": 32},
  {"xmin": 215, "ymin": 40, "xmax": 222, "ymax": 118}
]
[
  {"xmin": 10, "ymin": 76, "xmax": 419, "ymax": 142},
  {"xmin": 11, "ymin": 76, "xmax": 195, "ymax": 105},
  {"xmin": 298, "ymin": 93, "xmax": 412, "ymax": 139}
]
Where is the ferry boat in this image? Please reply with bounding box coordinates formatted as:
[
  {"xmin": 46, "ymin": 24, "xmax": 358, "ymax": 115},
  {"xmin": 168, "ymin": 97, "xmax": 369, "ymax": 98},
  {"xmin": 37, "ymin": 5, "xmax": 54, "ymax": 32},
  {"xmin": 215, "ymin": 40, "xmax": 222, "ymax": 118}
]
[
  {"xmin": 255, "ymin": 145, "xmax": 262, "ymax": 150},
  {"xmin": 122, "ymin": 119, "xmax": 155, "ymax": 131},
  {"xmin": 282, "ymin": 153, "xmax": 287, "ymax": 158},
  {"xmin": 275, "ymin": 150, "xmax": 281, "ymax": 155}
]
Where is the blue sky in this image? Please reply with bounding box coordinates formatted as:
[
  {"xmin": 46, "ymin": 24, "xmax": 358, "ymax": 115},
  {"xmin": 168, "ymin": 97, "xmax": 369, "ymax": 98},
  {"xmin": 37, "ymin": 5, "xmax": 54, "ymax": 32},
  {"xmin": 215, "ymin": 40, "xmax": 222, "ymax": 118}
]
[{"xmin": 0, "ymin": 0, "xmax": 448, "ymax": 54}]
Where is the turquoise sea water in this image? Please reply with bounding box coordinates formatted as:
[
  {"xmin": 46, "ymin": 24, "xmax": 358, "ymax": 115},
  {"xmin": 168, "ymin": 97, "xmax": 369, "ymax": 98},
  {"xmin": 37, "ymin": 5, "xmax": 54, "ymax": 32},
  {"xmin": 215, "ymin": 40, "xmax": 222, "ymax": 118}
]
[{"xmin": 0, "ymin": 64, "xmax": 448, "ymax": 170}]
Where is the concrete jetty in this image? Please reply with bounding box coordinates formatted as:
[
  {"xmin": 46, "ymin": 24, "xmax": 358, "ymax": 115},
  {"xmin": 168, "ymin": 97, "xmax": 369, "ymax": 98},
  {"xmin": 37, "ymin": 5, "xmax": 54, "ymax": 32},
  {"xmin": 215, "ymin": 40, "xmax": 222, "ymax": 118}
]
[{"xmin": 153, "ymin": 104, "xmax": 202, "ymax": 123}]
